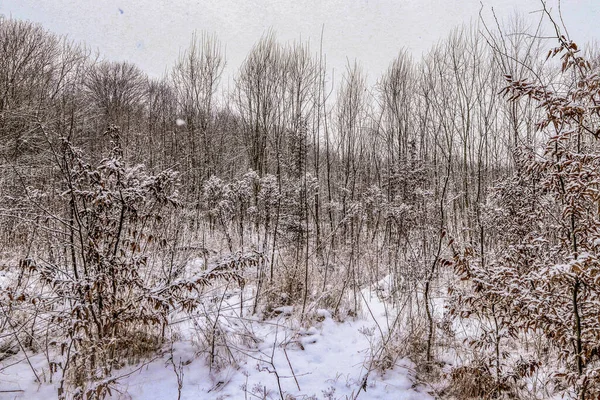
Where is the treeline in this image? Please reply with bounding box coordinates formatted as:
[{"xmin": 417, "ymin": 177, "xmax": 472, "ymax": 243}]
[{"xmin": 0, "ymin": 15, "xmax": 545, "ymax": 254}]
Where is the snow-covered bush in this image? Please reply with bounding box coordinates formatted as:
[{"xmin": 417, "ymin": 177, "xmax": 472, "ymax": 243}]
[
  {"xmin": 449, "ymin": 37, "xmax": 600, "ymax": 399},
  {"xmin": 5, "ymin": 126, "xmax": 246, "ymax": 399}
]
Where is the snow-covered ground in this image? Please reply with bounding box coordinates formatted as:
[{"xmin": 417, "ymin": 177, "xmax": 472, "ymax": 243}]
[{"xmin": 0, "ymin": 280, "xmax": 433, "ymax": 400}]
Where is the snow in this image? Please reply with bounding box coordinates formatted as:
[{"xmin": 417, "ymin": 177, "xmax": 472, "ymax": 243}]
[
  {"xmin": 117, "ymin": 287, "xmax": 431, "ymax": 399},
  {"xmin": 0, "ymin": 283, "xmax": 433, "ymax": 399}
]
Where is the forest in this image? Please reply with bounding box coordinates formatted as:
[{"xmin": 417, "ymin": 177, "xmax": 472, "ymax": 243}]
[{"xmin": 1, "ymin": 4, "xmax": 600, "ymax": 399}]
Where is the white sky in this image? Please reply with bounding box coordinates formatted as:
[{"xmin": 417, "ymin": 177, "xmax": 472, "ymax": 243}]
[{"xmin": 1, "ymin": 0, "xmax": 599, "ymax": 86}]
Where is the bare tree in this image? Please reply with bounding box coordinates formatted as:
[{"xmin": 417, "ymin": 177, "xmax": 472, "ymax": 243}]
[{"xmin": 172, "ymin": 32, "xmax": 224, "ymax": 185}]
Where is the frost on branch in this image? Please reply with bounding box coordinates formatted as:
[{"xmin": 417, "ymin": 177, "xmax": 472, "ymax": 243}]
[
  {"xmin": 450, "ymin": 38, "xmax": 600, "ymax": 399},
  {"xmin": 8, "ymin": 126, "xmax": 245, "ymax": 399}
]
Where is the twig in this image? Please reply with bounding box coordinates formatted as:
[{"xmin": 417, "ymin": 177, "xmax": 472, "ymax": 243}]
[
  {"xmin": 282, "ymin": 346, "xmax": 300, "ymax": 391},
  {"xmin": 1, "ymin": 304, "xmax": 41, "ymax": 383}
]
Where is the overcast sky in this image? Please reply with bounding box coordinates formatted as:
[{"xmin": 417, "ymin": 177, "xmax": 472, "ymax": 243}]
[{"xmin": 1, "ymin": 0, "xmax": 599, "ymax": 85}]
